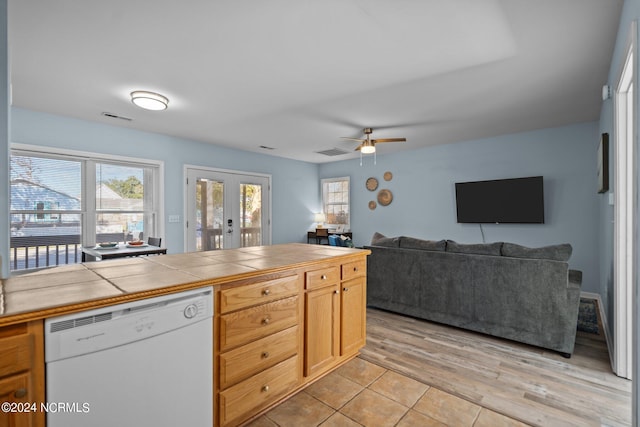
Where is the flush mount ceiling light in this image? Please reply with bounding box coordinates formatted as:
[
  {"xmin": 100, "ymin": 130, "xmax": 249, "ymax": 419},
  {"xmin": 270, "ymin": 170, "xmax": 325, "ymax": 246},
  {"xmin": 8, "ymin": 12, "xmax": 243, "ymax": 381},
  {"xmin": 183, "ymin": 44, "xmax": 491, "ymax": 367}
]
[{"xmin": 130, "ymin": 91, "xmax": 169, "ymax": 111}]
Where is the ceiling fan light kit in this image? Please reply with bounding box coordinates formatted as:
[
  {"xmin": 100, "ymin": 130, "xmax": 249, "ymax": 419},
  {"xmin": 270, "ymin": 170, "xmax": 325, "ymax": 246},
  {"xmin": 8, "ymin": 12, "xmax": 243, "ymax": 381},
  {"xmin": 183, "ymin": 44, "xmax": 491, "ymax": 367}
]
[
  {"xmin": 341, "ymin": 127, "xmax": 406, "ymax": 165},
  {"xmin": 131, "ymin": 91, "xmax": 169, "ymax": 111},
  {"xmin": 360, "ymin": 141, "xmax": 376, "ymax": 154}
]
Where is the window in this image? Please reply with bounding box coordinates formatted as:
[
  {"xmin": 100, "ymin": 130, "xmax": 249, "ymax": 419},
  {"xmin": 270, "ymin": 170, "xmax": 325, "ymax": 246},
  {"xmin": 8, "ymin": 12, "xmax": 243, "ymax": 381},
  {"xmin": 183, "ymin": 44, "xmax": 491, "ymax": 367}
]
[
  {"xmin": 321, "ymin": 177, "xmax": 350, "ymax": 229},
  {"xmin": 9, "ymin": 147, "xmax": 161, "ymax": 271},
  {"xmin": 94, "ymin": 162, "xmax": 156, "ymax": 243}
]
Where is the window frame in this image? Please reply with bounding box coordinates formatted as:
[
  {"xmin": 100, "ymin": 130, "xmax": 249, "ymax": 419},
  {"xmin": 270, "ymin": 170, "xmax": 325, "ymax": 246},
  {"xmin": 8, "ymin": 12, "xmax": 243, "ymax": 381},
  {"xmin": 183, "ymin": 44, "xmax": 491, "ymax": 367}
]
[
  {"xmin": 320, "ymin": 176, "xmax": 350, "ymax": 230},
  {"xmin": 10, "ymin": 143, "xmax": 164, "ymax": 248}
]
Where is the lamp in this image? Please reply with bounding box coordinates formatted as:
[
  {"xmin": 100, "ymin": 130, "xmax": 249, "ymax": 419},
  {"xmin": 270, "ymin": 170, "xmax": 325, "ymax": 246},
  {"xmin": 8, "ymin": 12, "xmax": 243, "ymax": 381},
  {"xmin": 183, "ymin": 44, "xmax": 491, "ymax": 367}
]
[
  {"xmin": 314, "ymin": 212, "xmax": 326, "ymax": 228},
  {"xmin": 131, "ymin": 91, "xmax": 169, "ymax": 111}
]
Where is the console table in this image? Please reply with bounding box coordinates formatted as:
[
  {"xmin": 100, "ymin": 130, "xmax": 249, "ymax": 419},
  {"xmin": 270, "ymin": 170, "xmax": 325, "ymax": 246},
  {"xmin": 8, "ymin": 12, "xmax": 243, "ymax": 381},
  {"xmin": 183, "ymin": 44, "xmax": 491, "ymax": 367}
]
[{"xmin": 307, "ymin": 231, "xmax": 352, "ymax": 244}]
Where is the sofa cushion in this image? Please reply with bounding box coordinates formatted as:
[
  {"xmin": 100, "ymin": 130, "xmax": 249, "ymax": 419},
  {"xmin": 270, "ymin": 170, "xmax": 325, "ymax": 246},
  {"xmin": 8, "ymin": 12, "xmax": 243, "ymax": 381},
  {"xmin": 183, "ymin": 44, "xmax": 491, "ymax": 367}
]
[
  {"xmin": 446, "ymin": 240, "xmax": 503, "ymax": 256},
  {"xmin": 399, "ymin": 236, "xmax": 446, "ymax": 251},
  {"xmin": 502, "ymin": 242, "xmax": 572, "ymax": 262},
  {"xmin": 370, "ymin": 232, "xmax": 400, "ymax": 247}
]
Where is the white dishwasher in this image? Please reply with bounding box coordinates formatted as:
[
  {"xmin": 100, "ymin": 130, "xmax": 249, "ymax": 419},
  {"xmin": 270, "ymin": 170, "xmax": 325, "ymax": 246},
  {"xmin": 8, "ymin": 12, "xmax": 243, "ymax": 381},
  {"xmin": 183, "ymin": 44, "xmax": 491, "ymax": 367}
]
[{"xmin": 45, "ymin": 287, "xmax": 213, "ymax": 427}]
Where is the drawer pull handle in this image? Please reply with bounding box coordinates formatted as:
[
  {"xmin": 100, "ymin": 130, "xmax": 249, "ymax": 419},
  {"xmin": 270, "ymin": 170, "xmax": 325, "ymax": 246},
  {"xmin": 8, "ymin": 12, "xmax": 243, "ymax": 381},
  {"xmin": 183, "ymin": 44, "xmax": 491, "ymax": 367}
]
[
  {"xmin": 262, "ymin": 289, "xmax": 271, "ymax": 296},
  {"xmin": 261, "ymin": 351, "xmax": 270, "ymax": 359},
  {"xmin": 321, "ymin": 275, "xmax": 327, "ymax": 280},
  {"xmin": 14, "ymin": 388, "xmax": 27, "ymax": 399},
  {"xmin": 343, "ymin": 287, "xmax": 349, "ymax": 292},
  {"xmin": 353, "ymin": 267, "xmax": 358, "ymax": 272},
  {"xmin": 262, "ymin": 385, "xmax": 270, "ymax": 393},
  {"xmin": 334, "ymin": 290, "xmax": 339, "ymax": 294},
  {"xmin": 262, "ymin": 317, "xmax": 271, "ymax": 325}
]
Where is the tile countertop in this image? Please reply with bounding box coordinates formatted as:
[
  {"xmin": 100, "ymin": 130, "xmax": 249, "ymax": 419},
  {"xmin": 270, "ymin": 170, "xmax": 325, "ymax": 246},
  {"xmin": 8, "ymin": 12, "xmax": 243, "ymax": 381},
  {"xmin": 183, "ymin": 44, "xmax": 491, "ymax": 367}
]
[{"xmin": 0, "ymin": 243, "xmax": 370, "ymax": 326}]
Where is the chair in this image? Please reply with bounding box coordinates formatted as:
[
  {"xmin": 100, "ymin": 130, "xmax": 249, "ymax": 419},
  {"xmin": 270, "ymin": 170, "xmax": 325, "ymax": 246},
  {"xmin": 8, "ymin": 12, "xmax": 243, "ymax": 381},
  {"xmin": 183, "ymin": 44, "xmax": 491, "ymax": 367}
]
[
  {"xmin": 147, "ymin": 237, "xmax": 162, "ymax": 247},
  {"xmin": 315, "ymin": 228, "xmax": 329, "ymax": 245}
]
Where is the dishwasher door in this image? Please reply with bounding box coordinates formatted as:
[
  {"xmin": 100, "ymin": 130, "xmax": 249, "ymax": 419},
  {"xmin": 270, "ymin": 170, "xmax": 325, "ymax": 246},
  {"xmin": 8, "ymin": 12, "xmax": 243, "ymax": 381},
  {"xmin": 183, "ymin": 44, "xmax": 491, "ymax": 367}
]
[{"xmin": 45, "ymin": 287, "xmax": 213, "ymax": 427}]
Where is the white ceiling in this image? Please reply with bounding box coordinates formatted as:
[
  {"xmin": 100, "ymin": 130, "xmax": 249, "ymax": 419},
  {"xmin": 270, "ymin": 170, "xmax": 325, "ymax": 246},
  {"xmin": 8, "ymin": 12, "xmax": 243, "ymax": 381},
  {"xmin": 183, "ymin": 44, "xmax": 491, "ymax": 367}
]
[{"xmin": 8, "ymin": 0, "xmax": 623, "ymax": 163}]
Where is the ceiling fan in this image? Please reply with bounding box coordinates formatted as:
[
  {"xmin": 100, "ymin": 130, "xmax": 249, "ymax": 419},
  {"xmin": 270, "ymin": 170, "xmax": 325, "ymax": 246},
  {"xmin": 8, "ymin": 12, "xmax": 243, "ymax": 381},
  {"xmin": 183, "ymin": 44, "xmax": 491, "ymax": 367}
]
[{"xmin": 341, "ymin": 128, "xmax": 406, "ymax": 153}]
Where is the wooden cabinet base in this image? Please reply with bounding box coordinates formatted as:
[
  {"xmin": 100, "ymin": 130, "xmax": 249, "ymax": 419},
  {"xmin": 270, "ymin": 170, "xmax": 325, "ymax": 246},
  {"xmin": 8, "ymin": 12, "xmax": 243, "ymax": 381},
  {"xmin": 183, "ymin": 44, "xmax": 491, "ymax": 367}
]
[
  {"xmin": 219, "ymin": 356, "xmax": 300, "ymax": 427},
  {"xmin": 0, "ymin": 321, "xmax": 45, "ymax": 427}
]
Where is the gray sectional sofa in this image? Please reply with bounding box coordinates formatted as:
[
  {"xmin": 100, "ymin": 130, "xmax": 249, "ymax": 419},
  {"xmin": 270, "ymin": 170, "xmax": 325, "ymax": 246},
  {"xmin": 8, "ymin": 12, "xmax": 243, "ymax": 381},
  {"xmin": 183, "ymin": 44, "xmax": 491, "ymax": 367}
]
[{"xmin": 365, "ymin": 233, "xmax": 582, "ymax": 356}]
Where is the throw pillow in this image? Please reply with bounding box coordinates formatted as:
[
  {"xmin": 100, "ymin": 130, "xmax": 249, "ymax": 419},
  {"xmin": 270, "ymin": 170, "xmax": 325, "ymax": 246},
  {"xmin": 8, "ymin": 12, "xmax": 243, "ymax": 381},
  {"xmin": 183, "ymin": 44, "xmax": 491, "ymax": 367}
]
[
  {"xmin": 501, "ymin": 242, "xmax": 573, "ymax": 262},
  {"xmin": 446, "ymin": 240, "xmax": 503, "ymax": 256},
  {"xmin": 399, "ymin": 236, "xmax": 446, "ymax": 251},
  {"xmin": 370, "ymin": 232, "xmax": 400, "ymax": 247}
]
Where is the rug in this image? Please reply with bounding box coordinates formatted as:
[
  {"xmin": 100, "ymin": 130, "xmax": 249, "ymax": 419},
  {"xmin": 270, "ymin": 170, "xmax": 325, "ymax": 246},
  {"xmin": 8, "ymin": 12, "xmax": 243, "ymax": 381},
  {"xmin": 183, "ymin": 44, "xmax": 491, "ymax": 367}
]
[{"xmin": 577, "ymin": 298, "xmax": 599, "ymax": 334}]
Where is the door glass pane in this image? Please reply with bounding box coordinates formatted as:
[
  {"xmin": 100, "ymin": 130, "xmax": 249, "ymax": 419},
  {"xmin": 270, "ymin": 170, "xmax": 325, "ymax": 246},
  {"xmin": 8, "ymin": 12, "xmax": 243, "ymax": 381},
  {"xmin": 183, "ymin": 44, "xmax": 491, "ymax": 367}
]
[
  {"xmin": 197, "ymin": 179, "xmax": 224, "ymax": 251},
  {"xmin": 96, "ymin": 163, "xmax": 146, "ymax": 242},
  {"xmin": 240, "ymin": 183, "xmax": 262, "ymax": 248}
]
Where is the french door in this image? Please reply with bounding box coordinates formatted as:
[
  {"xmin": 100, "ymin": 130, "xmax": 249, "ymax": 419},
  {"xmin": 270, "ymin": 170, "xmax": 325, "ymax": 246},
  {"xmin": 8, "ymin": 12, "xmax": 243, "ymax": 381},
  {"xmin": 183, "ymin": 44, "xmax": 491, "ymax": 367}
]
[{"xmin": 186, "ymin": 167, "xmax": 270, "ymax": 252}]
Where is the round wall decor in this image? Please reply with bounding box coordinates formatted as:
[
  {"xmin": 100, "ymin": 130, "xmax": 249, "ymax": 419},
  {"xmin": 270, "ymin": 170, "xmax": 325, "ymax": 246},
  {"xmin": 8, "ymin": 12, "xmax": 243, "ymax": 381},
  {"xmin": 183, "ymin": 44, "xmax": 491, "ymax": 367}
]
[
  {"xmin": 366, "ymin": 177, "xmax": 379, "ymax": 191},
  {"xmin": 377, "ymin": 189, "xmax": 393, "ymax": 206},
  {"xmin": 383, "ymin": 171, "xmax": 393, "ymax": 181},
  {"xmin": 368, "ymin": 200, "xmax": 377, "ymax": 210}
]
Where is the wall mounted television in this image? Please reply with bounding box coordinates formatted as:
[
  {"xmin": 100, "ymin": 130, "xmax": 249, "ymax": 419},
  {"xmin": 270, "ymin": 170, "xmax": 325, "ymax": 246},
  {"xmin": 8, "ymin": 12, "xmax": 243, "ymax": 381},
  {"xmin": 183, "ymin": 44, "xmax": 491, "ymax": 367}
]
[{"xmin": 455, "ymin": 176, "xmax": 545, "ymax": 224}]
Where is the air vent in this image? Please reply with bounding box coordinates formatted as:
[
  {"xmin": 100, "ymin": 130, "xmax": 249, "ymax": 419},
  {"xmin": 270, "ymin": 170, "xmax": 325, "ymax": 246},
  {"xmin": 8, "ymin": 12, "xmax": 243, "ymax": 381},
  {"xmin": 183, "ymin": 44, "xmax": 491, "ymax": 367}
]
[
  {"xmin": 49, "ymin": 312, "xmax": 113, "ymax": 333},
  {"xmin": 101, "ymin": 112, "xmax": 133, "ymax": 121},
  {"xmin": 316, "ymin": 148, "xmax": 349, "ymax": 156}
]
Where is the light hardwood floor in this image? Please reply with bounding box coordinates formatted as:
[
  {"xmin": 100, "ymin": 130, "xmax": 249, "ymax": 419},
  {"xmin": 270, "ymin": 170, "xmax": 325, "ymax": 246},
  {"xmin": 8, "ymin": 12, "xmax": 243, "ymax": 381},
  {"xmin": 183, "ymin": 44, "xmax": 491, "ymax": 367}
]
[{"xmin": 360, "ymin": 308, "xmax": 631, "ymax": 427}]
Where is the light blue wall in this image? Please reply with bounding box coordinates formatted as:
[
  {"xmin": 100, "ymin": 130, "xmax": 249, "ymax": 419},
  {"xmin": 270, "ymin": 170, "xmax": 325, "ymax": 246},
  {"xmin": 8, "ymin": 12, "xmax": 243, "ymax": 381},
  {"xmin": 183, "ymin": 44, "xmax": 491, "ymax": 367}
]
[
  {"xmin": 320, "ymin": 122, "xmax": 601, "ymax": 293},
  {"xmin": 9, "ymin": 108, "xmax": 320, "ymax": 258}
]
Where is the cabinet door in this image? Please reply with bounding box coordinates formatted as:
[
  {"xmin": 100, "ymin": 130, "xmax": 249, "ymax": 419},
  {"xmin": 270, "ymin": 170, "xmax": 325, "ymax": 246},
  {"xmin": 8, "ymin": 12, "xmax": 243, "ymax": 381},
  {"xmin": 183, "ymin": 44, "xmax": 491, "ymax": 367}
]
[
  {"xmin": 304, "ymin": 284, "xmax": 340, "ymax": 377},
  {"xmin": 341, "ymin": 277, "xmax": 366, "ymax": 356},
  {"xmin": 0, "ymin": 373, "xmax": 32, "ymax": 427}
]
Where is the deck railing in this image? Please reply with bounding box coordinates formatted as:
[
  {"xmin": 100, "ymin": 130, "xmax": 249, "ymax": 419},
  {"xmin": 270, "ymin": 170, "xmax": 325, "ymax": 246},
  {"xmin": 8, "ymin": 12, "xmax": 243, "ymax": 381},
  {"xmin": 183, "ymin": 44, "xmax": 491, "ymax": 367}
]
[
  {"xmin": 203, "ymin": 227, "xmax": 262, "ymax": 250},
  {"xmin": 11, "ymin": 228, "xmax": 263, "ymax": 271},
  {"xmin": 10, "ymin": 233, "xmax": 124, "ymax": 271}
]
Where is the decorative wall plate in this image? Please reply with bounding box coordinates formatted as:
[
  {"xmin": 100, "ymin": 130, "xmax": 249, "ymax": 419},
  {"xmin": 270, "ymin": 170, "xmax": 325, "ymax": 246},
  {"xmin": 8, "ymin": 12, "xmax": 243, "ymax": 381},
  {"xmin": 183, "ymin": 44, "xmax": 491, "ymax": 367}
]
[
  {"xmin": 383, "ymin": 171, "xmax": 393, "ymax": 181},
  {"xmin": 366, "ymin": 177, "xmax": 379, "ymax": 191},
  {"xmin": 368, "ymin": 201, "xmax": 377, "ymax": 210},
  {"xmin": 377, "ymin": 189, "xmax": 393, "ymax": 206}
]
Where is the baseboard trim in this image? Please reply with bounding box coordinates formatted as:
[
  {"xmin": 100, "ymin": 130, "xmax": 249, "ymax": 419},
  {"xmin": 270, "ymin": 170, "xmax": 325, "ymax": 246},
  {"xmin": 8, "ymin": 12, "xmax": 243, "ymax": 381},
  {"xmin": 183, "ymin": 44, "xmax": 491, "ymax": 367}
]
[{"xmin": 580, "ymin": 291, "xmax": 614, "ymax": 370}]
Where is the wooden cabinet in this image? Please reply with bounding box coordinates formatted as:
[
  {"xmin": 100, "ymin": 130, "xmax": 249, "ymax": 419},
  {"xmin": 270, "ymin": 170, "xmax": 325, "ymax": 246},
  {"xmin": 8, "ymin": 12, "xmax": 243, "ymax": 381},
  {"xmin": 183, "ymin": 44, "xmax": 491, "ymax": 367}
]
[
  {"xmin": 217, "ymin": 273, "xmax": 303, "ymax": 427},
  {"xmin": 340, "ymin": 277, "xmax": 366, "ymax": 356},
  {"xmin": 215, "ymin": 255, "xmax": 367, "ymax": 426},
  {"xmin": 303, "ymin": 259, "xmax": 367, "ymax": 380},
  {"xmin": 0, "ymin": 321, "xmax": 45, "ymax": 427},
  {"xmin": 304, "ymin": 283, "xmax": 340, "ymax": 377}
]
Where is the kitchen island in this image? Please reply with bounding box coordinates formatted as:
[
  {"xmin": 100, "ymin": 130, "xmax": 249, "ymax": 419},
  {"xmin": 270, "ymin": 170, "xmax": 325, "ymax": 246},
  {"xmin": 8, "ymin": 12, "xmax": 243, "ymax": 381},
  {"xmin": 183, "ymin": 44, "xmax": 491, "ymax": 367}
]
[{"xmin": 0, "ymin": 243, "xmax": 370, "ymax": 427}]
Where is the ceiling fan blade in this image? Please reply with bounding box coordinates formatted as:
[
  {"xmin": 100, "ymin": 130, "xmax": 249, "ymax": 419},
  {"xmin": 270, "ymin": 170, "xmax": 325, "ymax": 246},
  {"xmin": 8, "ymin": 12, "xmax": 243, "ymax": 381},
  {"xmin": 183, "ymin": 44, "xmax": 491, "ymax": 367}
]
[
  {"xmin": 354, "ymin": 145, "xmax": 362, "ymax": 151},
  {"xmin": 341, "ymin": 137, "xmax": 366, "ymax": 142},
  {"xmin": 372, "ymin": 138, "xmax": 406, "ymax": 143}
]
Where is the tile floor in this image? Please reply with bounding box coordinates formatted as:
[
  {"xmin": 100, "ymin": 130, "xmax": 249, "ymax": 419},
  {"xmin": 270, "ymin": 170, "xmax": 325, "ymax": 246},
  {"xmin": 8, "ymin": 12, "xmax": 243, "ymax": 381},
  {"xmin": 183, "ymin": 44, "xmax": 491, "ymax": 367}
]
[{"xmin": 246, "ymin": 357, "xmax": 530, "ymax": 427}]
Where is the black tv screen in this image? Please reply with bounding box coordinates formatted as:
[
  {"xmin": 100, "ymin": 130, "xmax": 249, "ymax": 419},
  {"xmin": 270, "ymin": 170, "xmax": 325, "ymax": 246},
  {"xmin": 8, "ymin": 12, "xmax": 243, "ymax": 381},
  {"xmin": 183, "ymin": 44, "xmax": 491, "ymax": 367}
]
[{"xmin": 455, "ymin": 176, "xmax": 544, "ymax": 224}]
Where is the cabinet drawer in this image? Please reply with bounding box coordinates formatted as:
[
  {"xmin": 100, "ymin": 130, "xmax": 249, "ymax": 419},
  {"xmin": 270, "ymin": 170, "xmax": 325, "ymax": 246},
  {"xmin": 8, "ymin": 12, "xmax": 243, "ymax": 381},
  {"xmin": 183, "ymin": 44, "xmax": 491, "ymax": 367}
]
[
  {"xmin": 305, "ymin": 266, "xmax": 339, "ymax": 289},
  {"xmin": 220, "ymin": 296, "xmax": 299, "ymax": 351},
  {"xmin": 0, "ymin": 334, "xmax": 32, "ymax": 378},
  {"xmin": 220, "ymin": 274, "xmax": 300, "ymax": 313},
  {"xmin": 342, "ymin": 259, "xmax": 366, "ymax": 281},
  {"xmin": 219, "ymin": 356, "xmax": 299, "ymax": 427},
  {"xmin": 220, "ymin": 326, "xmax": 298, "ymax": 389}
]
